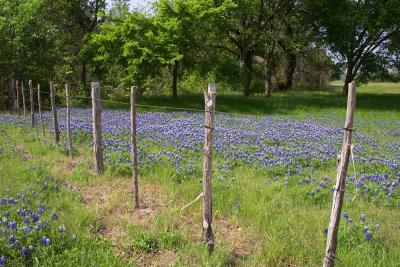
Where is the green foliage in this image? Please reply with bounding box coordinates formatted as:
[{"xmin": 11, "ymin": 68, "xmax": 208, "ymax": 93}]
[
  {"xmin": 306, "ymin": 0, "xmax": 400, "ymax": 90},
  {"xmin": 129, "ymin": 226, "xmax": 183, "ymax": 253}
]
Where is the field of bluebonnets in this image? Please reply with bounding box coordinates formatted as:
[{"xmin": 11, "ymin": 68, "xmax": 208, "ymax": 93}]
[{"xmin": 0, "ymin": 86, "xmax": 400, "ymax": 266}]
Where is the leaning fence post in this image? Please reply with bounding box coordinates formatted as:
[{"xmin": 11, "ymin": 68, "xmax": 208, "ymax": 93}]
[
  {"xmin": 65, "ymin": 84, "xmax": 73, "ymax": 159},
  {"xmin": 323, "ymin": 81, "xmax": 357, "ymax": 267},
  {"xmin": 16, "ymin": 80, "xmax": 20, "ymax": 116},
  {"xmin": 130, "ymin": 86, "xmax": 139, "ymax": 208},
  {"xmin": 50, "ymin": 81, "xmax": 60, "ymax": 144},
  {"xmin": 37, "ymin": 83, "xmax": 46, "ymax": 138},
  {"xmin": 21, "ymin": 81, "xmax": 26, "ymax": 117},
  {"xmin": 202, "ymin": 83, "xmax": 216, "ymax": 253},
  {"xmin": 29, "ymin": 80, "xmax": 35, "ymax": 128},
  {"xmin": 91, "ymin": 82, "xmax": 103, "ymax": 174}
]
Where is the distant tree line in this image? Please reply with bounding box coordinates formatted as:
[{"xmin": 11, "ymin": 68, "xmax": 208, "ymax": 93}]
[{"xmin": 0, "ymin": 0, "xmax": 399, "ymax": 105}]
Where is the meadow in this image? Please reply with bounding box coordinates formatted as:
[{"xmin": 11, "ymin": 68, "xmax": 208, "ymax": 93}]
[{"xmin": 0, "ymin": 82, "xmax": 400, "ymax": 266}]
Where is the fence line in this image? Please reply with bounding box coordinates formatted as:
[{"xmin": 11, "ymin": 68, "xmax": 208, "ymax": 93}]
[{"xmin": 0, "ymin": 80, "xmax": 362, "ymax": 258}]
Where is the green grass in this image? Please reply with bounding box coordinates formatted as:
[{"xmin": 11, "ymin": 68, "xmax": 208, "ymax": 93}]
[
  {"xmin": 1, "ymin": 82, "xmax": 400, "ymax": 266},
  {"xmin": 100, "ymin": 82, "xmax": 400, "ymax": 118}
]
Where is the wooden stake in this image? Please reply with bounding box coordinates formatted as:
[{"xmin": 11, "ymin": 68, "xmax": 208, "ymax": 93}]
[
  {"xmin": 131, "ymin": 86, "xmax": 139, "ymax": 208},
  {"xmin": 202, "ymin": 83, "xmax": 216, "ymax": 253},
  {"xmin": 29, "ymin": 80, "xmax": 35, "ymax": 128},
  {"xmin": 323, "ymin": 81, "xmax": 357, "ymax": 267},
  {"xmin": 65, "ymin": 84, "xmax": 73, "ymax": 159},
  {"xmin": 91, "ymin": 82, "xmax": 103, "ymax": 174},
  {"xmin": 16, "ymin": 80, "xmax": 20, "ymax": 116},
  {"xmin": 37, "ymin": 83, "xmax": 46, "ymax": 138},
  {"xmin": 21, "ymin": 81, "xmax": 26, "ymax": 117},
  {"xmin": 50, "ymin": 81, "xmax": 60, "ymax": 144}
]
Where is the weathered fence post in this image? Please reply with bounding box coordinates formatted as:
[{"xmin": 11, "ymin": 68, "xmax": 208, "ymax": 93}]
[
  {"xmin": 21, "ymin": 81, "xmax": 26, "ymax": 117},
  {"xmin": 91, "ymin": 82, "xmax": 103, "ymax": 174},
  {"xmin": 323, "ymin": 81, "xmax": 357, "ymax": 267},
  {"xmin": 37, "ymin": 83, "xmax": 46, "ymax": 138},
  {"xmin": 65, "ymin": 84, "xmax": 73, "ymax": 159},
  {"xmin": 29, "ymin": 80, "xmax": 35, "ymax": 128},
  {"xmin": 130, "ymin": 86, "xmax": 139, "ymax": 208},
  {"xmin": 50, "ymin": 81, "xmax": 60, "ymax": 144},
  {"xmin": 16, "ymin": 80, "xmax": 20, "ymax": 116},
  {"xmin": 202, "ymin": 83, "xmax": 216, "ymax": 253}
]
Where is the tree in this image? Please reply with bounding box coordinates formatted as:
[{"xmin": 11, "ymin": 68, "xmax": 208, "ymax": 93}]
[
  {"xmin": 306, "ymin": 0, "xmax": 400, "ymax": 94},
  {"xmin": 154, "ymin": 0, "xmax": 234, "ymax": 98},
  {"xmin": 81, "ymin": 12, "xmax": 181, "ymax": 93}
]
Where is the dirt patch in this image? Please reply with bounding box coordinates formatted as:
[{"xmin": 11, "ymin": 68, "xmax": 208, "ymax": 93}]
[
  {"xmin": 79, "ymin": 178, "xmax": 258, "ymax": 266},
  {"xmin": 216, "ymin": 219, "xmax": 258, "ymax": 257},
  {"xmin": 14, "ymin": 145, "xmax": 32, "ymax": 161},
  {"xmin": 135, "ymin": 250, "xmax": 178, "ymax": 267}
]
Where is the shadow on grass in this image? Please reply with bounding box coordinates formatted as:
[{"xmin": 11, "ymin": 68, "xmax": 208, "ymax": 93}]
[{"xmin": 102, "ymin": 91, "xmax": 400, "ymax": 115}]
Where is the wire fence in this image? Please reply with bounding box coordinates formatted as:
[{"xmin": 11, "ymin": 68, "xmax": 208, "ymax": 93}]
[{"xmin": 2, "ymin": 80, "xmax": 400, "ymax": 265}]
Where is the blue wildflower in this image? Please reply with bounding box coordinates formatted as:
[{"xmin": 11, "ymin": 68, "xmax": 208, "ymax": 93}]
[
  {"xmin": 51, "ymin": 212, "xmax": 58, "ymax": 220},
  {"xmin": 365, "ymin": 230, "xmax": 372, "ymax": 241},
  {"xmin": 21, "ymin": 247, "xmax": 28, "ymax": 257}
]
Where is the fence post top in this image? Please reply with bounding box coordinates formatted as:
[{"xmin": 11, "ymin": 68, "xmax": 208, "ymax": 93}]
[{"xmin": 208, "ymin": 83, "xmax": 216, "ymax": 94}]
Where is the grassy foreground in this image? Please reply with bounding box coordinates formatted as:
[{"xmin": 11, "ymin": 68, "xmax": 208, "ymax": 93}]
[{"xmin": 1, "ymin": 82, "xmax": 400, "ymax": 266}]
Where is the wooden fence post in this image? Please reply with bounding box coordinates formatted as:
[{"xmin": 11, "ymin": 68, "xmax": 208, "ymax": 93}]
[
  {"xmin": 131, "ymin": 86, "xmax": 139, "ymax": 208},
  {"xmin": 91, "ymin": 82, "xmax": 103, "ymax": 174},
  {"xmin": 323, "ymin": 81, "xmax": 357, "ymax": 267},
  {"xmin": 65, "ymin": 84, "xmax": 73, "ymax": 159},
  {"xmin": 21, "ymin": 81, "xmax": 26, "ymax": 117},
  {"xmin": 29, "ymin": 80, "xmax": 35, "ymax": 128},
  {"xmin": 202, "ymin": 83, "xmax": 216, "ymax": 253},
  {"xmin": 16, "ymin": 80, "xmax": 20, "ymax": 116},
  {"xmin": 50, "ymin": 81, "xmax": 60, "ymax": 144},
  {"xmin": 37, "ymin": 83, "xmax": 46, "ymax": 138}
]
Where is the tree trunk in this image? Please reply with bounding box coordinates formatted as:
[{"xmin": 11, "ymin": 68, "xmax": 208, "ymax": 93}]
[
  {"xmin": 283, "ymin": 53, "xmax": 296, "ymax": 90},
  {"xmin": 81, "ymin": 61, "xmax": 88, "ymax": 94},
  {"xmin": 264, "ymin": 65, "xmax": 271, "ymax": 97},
  {"xmin": 172, "ymin": 60, "xmax": 179, "ymax": 99},
  {"xmin": 11, "ymin": 78, "xmax": 16, "ymax": 110},
  {"xmin": 343, "ymin": 68, "xmax": 353, "ymax": 96},
  {"xmin": 242, "ymin": 53, "xmax": 253, "ymax": 97}
]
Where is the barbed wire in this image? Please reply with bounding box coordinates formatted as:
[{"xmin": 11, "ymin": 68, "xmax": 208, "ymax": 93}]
[{"xmin": 5, "ymin": 87, "xmax": 269, "ymax": 117}]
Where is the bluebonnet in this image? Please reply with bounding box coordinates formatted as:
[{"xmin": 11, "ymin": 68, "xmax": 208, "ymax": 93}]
[{"xmin": 41, "ymin": 236, "xmax": 51, "ymax": 246}]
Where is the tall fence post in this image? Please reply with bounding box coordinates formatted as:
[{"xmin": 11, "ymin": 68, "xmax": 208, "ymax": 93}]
[
  {"xmin": 50, "ymin": 81, "xmax": 60, "ymax": 144},
  {"xmin": 65, "ymin": 84, "xmax": 73, "ymax": 159},
  {"xmin": 91, "ymin": 82, "xmax": 103, "ymax": 174},
  {"xmin": 29, "ymin": 80, "xmax": 35, "ymax": 128},
  {"xmin": 16, "ymin": 80, "xmax": 20, "ymax": 116},
  {"xmin": 37, "ymin": 83, "xmax": 46, "ymax": 138},
  {"xmin": 21, "ymin": 81, "xmax": 26, "ymax": 117},
  {"xmin": 323, "ymin": 81, "xmax": 357, "ymax": 267},
  {"xmin": 202, "ymin": 83, "xmax": 216, "ymax": 253},
  {"xmin": 130, "ymin": 86, "xmax": 139, "ymax": 208}
]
